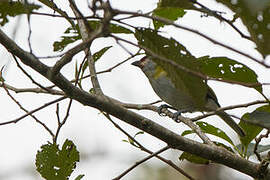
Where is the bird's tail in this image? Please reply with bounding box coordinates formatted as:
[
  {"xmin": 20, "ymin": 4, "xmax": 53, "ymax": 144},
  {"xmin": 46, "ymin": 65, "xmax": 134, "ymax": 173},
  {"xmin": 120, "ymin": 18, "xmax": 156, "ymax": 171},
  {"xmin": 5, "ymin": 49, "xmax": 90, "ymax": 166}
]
[{"xmin": 216, "ymin": 111, "xmax": 245, "ymax": 137}]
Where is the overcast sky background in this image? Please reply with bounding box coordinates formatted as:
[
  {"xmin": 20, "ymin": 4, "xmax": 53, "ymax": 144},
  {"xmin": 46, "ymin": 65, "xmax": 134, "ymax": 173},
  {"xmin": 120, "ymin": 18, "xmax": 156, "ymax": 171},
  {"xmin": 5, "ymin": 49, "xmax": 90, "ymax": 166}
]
[{"xmin": 0, "ymin": 0, "xmax": 269, "ymax": 179}]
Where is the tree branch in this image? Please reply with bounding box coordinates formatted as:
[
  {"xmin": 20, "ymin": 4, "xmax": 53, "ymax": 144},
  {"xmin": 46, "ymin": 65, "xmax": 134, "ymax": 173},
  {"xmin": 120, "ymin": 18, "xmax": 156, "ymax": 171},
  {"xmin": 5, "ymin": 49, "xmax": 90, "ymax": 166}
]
[{"xmin": 0, "ymin": 28, "xmax": 268, "ymax": 179}]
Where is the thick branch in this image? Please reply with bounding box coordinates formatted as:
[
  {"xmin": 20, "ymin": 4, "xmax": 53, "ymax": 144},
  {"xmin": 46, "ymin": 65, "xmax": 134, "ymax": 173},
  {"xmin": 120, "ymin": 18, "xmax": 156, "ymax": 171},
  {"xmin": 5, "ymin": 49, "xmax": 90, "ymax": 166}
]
[{"xmin": 0, "ymin": 28, "xmax": 268, "ymax": 179}]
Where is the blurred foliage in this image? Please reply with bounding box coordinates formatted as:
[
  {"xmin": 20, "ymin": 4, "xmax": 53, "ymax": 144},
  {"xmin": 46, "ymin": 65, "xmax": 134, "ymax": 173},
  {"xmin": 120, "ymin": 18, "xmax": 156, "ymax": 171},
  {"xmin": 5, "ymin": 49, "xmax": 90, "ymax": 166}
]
[
  {"xmin": 214, "ymin": 0, "xmax": 270, "ymax": 57},
  {"xmin": 130, "ymin": 159, "xmax": 223, "ymax": 180},
  {"xmin": 0, "ymin": 1, "xmax": 40, "ymax": 26}
]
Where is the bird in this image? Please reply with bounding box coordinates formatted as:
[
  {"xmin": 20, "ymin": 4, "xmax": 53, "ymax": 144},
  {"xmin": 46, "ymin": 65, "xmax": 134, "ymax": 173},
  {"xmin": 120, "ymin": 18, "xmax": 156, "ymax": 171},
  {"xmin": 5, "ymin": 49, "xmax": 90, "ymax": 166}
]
[{"xmin": 132, "ymin": 56, "xmax": 245, "ymax": 137}]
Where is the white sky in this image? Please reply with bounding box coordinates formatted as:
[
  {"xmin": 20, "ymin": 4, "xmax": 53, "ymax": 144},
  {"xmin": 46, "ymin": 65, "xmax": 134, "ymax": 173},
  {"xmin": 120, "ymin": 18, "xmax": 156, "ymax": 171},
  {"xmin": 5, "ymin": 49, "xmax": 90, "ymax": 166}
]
[{"xmin": 0, "ymin": 0, "xmax": 268, "ymax": 179}]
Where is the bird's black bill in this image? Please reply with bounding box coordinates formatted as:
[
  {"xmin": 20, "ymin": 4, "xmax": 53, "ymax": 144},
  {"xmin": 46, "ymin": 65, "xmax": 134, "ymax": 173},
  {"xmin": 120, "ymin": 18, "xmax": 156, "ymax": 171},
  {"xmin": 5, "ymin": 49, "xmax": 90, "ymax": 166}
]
[{"xmin": 131, "ymin": 61, "xmax": 140, "ymax": 67}]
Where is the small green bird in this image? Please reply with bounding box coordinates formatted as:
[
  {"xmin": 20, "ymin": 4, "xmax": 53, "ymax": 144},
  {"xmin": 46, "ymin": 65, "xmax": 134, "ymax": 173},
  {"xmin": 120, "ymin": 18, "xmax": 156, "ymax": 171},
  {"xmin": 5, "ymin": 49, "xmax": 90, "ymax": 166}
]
[{"xmin": 132, "ymin": 56, "xmax": 245, "ymax": 137}]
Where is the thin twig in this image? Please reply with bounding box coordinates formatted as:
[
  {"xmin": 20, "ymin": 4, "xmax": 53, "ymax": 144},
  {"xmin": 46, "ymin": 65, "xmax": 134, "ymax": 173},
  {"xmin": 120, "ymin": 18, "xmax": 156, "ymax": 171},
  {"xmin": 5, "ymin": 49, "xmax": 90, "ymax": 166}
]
[
  {"xmin": 0, "ymin": 96, "xmax": 67, "ymax": 126},
  {"xmin": 0, "ymin": 82, "xmax": 64, "ymax": 95},
  {"xmin": 103, "ymin": 113, "xmax": 195, "ymax": 180},
  {"xmin": 113, "ymin": 146, "xmax": 170, "ymax": 180},
  {"xmin": 26, "ymin": 1, "xmax": 34, "ymax": 54},
  {"xmin": 36, "ymin": 0, "xmax": 75, "ymax": 27},
  {"xmin": 159, "ymin": 108, "xmax": 214, "ymax": 145},
  {"xmin": 192, "ymin": 100, "xmax": 268, "ymax": 122},
  {"xmin": 53, "ymin": 99, "xmax": 73, "ymax": 143},
  {"xmin": 190, "ymin": 0, "xmax": 250, "ymax": 40},
  {"xmin": 1, "ymin": 82, "xmax": 55, "ymax": 137},
  {"xmin": 254, "ymin": 130, "xmax": 270, "ymax": 161},
  {"xmin": 48, "ymin": 52, "xmax": 141, "ymax": 89},
  {"xmin": 118, "ymin": 99, "xmax": 213, "ymax": 145},
  {"xmin": 12, "ymin": 55, "xmax": 56, "ymax": 94},
  {"xmin": 113, "ymin": 9, "xmax": 266, "ymax": 67},
  {"xmin": 56, "ymin": 103, "xmax": 61, "ymax": 124},
  {"xmin": 68, "ymin": 0, "xmax": 106, "ymax": 95},
  {"xmin": 53, "ymin": 47, "xmax": 86, "ymax": 143}
]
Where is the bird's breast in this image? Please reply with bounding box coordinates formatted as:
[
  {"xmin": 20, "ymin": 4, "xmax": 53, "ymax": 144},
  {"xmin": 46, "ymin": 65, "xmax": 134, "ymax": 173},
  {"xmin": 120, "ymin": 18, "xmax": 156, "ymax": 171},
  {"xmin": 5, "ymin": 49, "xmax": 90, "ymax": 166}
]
[{"xmin": 148, "ymin": 74, "xmax": 197, "ymax": 112}]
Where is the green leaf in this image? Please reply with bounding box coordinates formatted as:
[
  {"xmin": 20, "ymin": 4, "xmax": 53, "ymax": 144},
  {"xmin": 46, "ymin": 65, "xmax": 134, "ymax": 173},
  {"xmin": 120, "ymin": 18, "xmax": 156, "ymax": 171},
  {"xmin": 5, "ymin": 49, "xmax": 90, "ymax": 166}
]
[
  {"xmin": 0, "ymin": 66, "xmax": 5, "ymax": 82},
  {"xmin": 198, "ymin": 56, "xmax": 262, "ymax": 93},
  {"xmin": 122, "ymin": 131, "xmax": 144, "ymax": 148},
  {"xmin": 153, "ymin": 7, "xmax": 186, "ymax": 29},
  {"xmin": 89, "ymin": 88, "xmax": 95, "ymax": 94},
  {"xmin": 158, "ymin": 0, "xmax": 215, "ymax": 15},
  {"xmin": 107, "ymin": 23, "xmax": 133, "ymax": 34},
  {"xmin": 241, "ymin": 105, "xmax": 270, "ymax": 129},
  {"xmin": 128, "ymin": 137, "xmax": 136, "ymax": 146},
  {"xmin": 238, "ymin": 105, "xmax": 269, "ymax": 151},
  {"xmin": 75, "ymin": 61, "xmax": 83, "ymax": 89},
  {"xmin": 214, "ymin": 0, "xmax": 270, "ymax": 57},
  {"xmin": 179, "ymin": 152, "xmax": 209, "ymax": 164},
  {"xmin": 158, "ymin": 0, "xmax": 195, "ymax": 10},
  {"xmin": 75, "ymin": 174, "xmax": 85, "ymax": 180},
  {"xmin": 53, "ymin": 21, "xmax": 132, "ymax": 52},
  {"xmin": 0, "ymin": 1, "xmax": 40, "ymax": 26},
  {"xmin": 135, "ymin": 28, "xmax": 207, "ymax": 109},
  {"xmin": 35, "ymin": 139, "xmax": 80, "ymax": 180},
  {"xmin": 237, "ymin": 143, "xmax": 270, "ymax": 158},
  {"xmin": 75, "ymin": 61, "xmax": 79, "ymax": 79},
  {"xmin": 134, "ymin": 131, "xmax": 144, "ymax": 137},
  {"xmin": 83, "ymin": 21, "xmax": 133, "ymax": 34},
  {"xmin": 161, "ymin": 0, "xmax": 270, "ymax": 57},
  {"xmin": 182, "ymin": 121, "xmax": 235, "ymax": 146},
  {"xmin": 180, "ymin": 141, "xmax": 233, "ymax": 164},
  {"xmin": 53, "ymin": 35, "xmax": 81, "ymax": 52},
  {"xmin": 239, "ymin": 114, "xmax": 263, "ymax": 150},
  {"xmin": 93, "ymin": 46, "xmax": 113, "ymax": 61}
]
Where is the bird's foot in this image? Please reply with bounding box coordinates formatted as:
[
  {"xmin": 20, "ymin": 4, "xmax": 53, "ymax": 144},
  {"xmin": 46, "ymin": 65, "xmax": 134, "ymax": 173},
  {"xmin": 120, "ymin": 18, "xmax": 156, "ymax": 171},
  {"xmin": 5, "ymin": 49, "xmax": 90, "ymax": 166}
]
[
  {"xmin": 157, "ymin": 104, "xmax": 173, "ymax": 116},
  {"xmin": 172, "ymin": 109, "xmax": 188, "ymax": 123}
]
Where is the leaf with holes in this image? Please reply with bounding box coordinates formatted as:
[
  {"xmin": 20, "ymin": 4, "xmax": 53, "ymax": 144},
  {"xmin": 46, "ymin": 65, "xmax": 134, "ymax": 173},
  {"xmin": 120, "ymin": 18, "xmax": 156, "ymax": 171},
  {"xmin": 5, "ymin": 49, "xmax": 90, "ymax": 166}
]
[
  {"xmin": 198, "ymin": 56, "xmax": 262, "ymax": 93},
  {"xmin": 35, "ymin": 139, "xmax": 80, "ymax": 180}
]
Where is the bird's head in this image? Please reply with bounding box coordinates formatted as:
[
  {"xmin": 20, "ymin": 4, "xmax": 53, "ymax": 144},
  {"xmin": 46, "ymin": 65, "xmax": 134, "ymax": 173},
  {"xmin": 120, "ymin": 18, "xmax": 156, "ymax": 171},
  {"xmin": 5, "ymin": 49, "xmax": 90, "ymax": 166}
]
[
  {"xmin": 132, "ymin": 56, "xmax": 168, "ymax": 80},
  {"xmin": 132, "ymin": 56, "xmax": 157, "ymax": 73}
]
